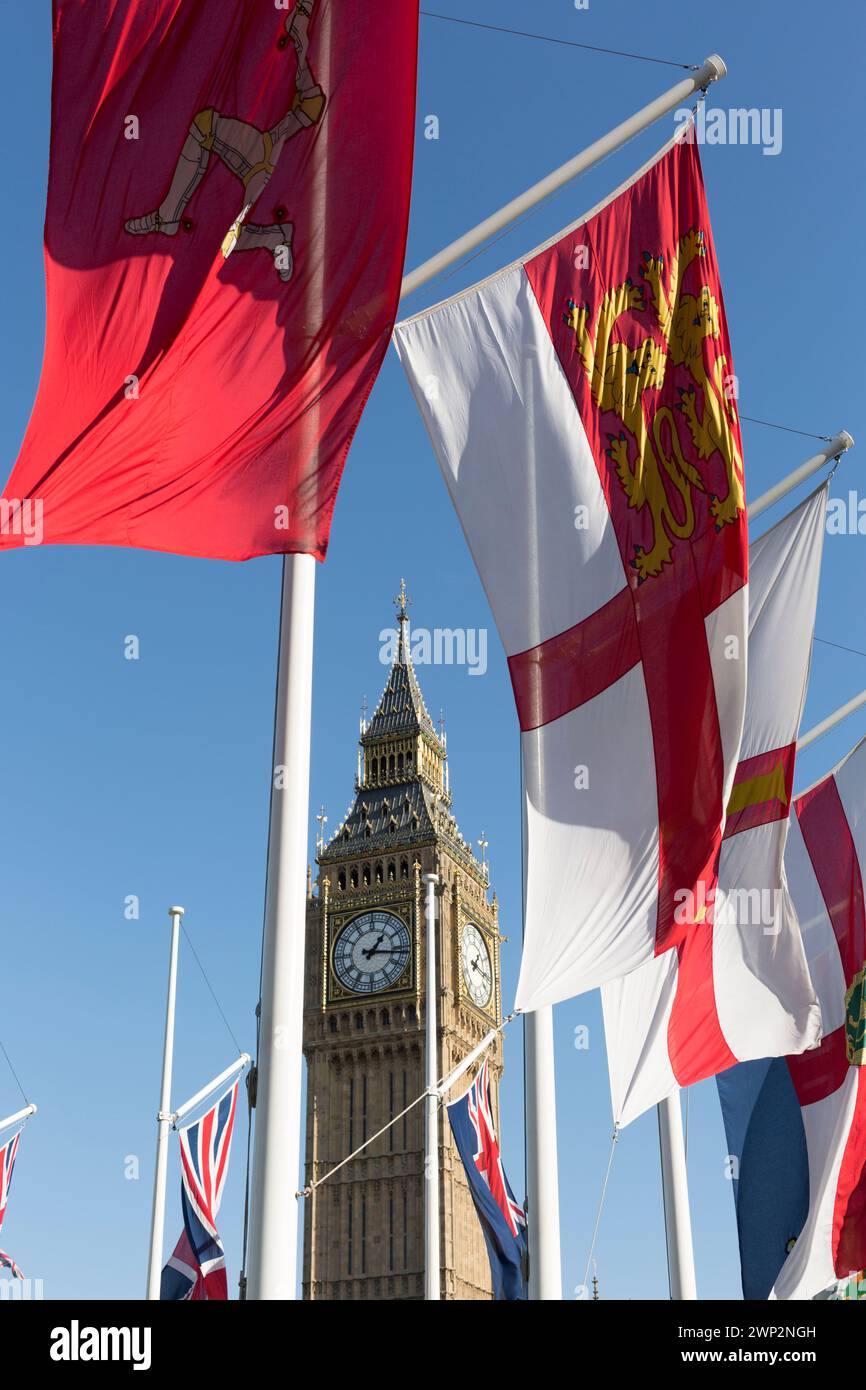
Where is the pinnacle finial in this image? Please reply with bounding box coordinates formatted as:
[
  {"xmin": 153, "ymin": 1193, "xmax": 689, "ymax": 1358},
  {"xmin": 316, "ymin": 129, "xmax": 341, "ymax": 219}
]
[
  {"xmin": 477, "ymin": 831, "xmax": 489, "ymax": 880},
  {"xmin": 394, "ymin": 578, "xmax": 412, "ymax": 663},
  {"xmin": 394, "ymin": 577, "xmax": 411, "ymax": 622},
  {"xmin": 315, "ymin": 804, "xmax": 328, "ymax": 856}
]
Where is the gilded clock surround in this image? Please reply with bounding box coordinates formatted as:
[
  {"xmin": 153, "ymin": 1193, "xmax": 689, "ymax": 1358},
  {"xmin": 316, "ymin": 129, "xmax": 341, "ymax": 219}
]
[
  {"xmin": 329, "ymin": 905, "xmax": 415, "ymax": 1000},
  {"xmin": 301, "ymin": 585, "xmax": 505, "ymax": 1300}
]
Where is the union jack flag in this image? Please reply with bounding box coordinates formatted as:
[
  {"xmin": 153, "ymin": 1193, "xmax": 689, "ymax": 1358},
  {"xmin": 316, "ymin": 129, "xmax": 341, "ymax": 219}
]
[
  {"xmin": 447, "ymin": 1059, "xmax": 527, "ymax": 1300},
  {"xmin": 0, "ymin": 1130, "xmax": 23, "ymax": 1281},
  {"xmin": 160, "ymin": 1081, "xmax": 239, "ymax": 1301},
  {"xmin": 0, "ymin": 1251, "xmax": 24, "ymax": 1280}
]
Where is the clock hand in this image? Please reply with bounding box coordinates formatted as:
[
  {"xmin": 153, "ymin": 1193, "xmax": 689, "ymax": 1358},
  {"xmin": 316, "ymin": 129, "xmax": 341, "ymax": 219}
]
[{"xmin": 362, "ymin": 933, "xmax": 386, "ymax": 959}]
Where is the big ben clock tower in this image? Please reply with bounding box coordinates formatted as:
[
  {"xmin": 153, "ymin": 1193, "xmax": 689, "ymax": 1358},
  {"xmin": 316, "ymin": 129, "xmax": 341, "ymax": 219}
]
[{"xmin": 301, "ymin": 583, "xmax": 504, "ymax": 1300}]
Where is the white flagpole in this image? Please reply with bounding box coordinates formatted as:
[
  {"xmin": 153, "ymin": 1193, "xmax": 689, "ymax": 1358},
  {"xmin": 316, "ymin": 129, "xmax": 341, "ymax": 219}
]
[
  {"xmin": 173, "ymin": 1054, "xmax": 251, "ymax": 1126},
  {"xmin": 747, "ymin": 431, "xmax": 854, "ymax": 521},
  {"xmin": 424, "ymin": 872, "xmax": 441, "ymax": 1301},
  {"xmin": 0, "ymin": 1104, "xmax": 36, "ymax": 1133},
  {"xmin": 246, "ymin": 554, "xmax": 317, "ymax": 1301},
  {"xmin": 246, "ymin": 0, "xmax": 331, "ymax": 1301},
  {"xmin": 400, "ymin": 55, "xmax": 727, "ymax": 300},
  {"xmin": 657, "ymin": 1092, "xmax": 697, "ymax": 1299},
  {"xmin": 437, "ymin": 1027, "xmax": 499, "ymax": 1098},
  {"xmin": 146, "ymin": 904, "xmax": 183, "ymax": 1301},
  {"xmin": 525, "ymin": 1008, "xmax": 562, "ymax": 1299},
  {"xmin": 798, "ymin": 689, "xmax": 866, "ymax": 752}
]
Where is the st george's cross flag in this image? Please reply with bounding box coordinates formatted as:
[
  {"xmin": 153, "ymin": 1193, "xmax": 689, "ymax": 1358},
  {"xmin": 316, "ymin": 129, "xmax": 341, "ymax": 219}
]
[
  {"xmin": 447, "ymin": 1059, "xmax": 527, "ymax": 1300},
  {"xmin": 602, "ymin": 487, "xmax": 826, "ymax": 1125},
  {"xmin": 0, "ymin": 1128, "xmax": 24, "ymax": 1281},
  {"xmin": 0, "ymin": 0, "xmax": 418, "ymax": 561},
  {"xmin": 395, "ymin": 125, "xmax": 748, "ymax": 1005},
  {"xmin": 160, "ymin": 1081, "xmax": 239, "ymax": 1301},
  {"xmin": 718, "ymin": 735, "xmax": 866, "ymax": 1301}
]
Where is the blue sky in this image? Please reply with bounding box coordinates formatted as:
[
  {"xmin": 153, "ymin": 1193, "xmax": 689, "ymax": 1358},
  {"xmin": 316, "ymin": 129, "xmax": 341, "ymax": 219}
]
[{"xmin": 1, "ymin": 0, "xmax": 864, "ymax": 1300}]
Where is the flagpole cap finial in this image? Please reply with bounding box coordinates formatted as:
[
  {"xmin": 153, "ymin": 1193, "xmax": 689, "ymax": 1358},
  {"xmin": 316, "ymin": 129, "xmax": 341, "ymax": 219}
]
[
  {"xmin": 699, "ymin": 54, "xmax": 727, "ymax": 84},
  {"xmin": 837, "ymin": 430, "xmax": 855, "ymax": 452},
  {"xmin": 168, "ymin": 905, "xmax": 185, "ymax": 918}
]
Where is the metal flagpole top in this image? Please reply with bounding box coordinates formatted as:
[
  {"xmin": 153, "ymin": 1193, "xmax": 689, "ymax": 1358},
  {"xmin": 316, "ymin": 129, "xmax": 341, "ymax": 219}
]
[
  {"xmin": 173, "ymin": 1054, "xmax": 252, "ymax": 1126},
  {"xmin": 699, "ymin": 54, "xmax": 727, "ymax": 82},
  {"xmin": 0, "ymin": 1104, "xmax": 37, "ymax": 1133},
  {"xmin": 399, "ymin": 53, "xmax": 728, "ymax": 302},
  {"xmin": 748, "ymin": 431, "xmax": 855, "ymax": 521},
  {"xmin": 168, "ymin": 906, "xmax": 185, "ymax": 918},
  {"xmin": 798, "ymin": 688, "xmax": 866, "ymax": 752}
]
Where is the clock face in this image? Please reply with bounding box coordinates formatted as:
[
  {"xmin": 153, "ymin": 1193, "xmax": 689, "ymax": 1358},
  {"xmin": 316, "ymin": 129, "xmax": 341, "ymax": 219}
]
[
  {"xmin": 461, "ymin": 923, "xmax": 493, "ymax": 1008},
  {"xmin": 333, "ymin": 911, "xmax": 411, "ymax": 995}
]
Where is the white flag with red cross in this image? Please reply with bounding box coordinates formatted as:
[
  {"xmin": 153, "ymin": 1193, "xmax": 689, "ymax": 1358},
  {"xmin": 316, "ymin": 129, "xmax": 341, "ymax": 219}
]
[
  {"xmin": 394, "ymin": 127, "xmax": 748, "ymax": 1006},
  {"xmin": 603, "ymin": 487, "xmax": 827, "ymax": 1125},
  {"xmin": 718, "ymin": 733, "xmax": 866, "ymax": 1300}
]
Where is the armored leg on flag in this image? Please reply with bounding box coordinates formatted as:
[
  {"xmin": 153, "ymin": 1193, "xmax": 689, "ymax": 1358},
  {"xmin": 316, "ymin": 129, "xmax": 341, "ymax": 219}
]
[{"xmin": 3, "ymin": 0, "xmax": 419, "ymax": 560}]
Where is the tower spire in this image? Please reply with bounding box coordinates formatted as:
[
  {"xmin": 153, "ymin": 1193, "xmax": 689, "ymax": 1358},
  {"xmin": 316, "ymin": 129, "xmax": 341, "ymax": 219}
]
[{"xmin": 394, "ymin": 577, "xmax": 412, "ymax": 665}]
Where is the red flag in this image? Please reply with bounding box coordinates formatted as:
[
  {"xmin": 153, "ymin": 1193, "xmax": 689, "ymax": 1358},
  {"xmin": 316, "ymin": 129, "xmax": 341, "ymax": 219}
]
[{"xmin": 2, "ymin": 0, "xmax": 418, "ymax": 560}]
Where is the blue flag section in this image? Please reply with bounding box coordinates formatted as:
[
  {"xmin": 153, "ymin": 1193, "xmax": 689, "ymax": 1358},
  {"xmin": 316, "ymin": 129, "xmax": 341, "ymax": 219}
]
[
  {"xmin": 447, "ymin": 1060, "xmax": 528, "ymax": 1300},
  {"xmin": 716, "ymin": 1058, "xmax": 810, "ymax": 1300}
]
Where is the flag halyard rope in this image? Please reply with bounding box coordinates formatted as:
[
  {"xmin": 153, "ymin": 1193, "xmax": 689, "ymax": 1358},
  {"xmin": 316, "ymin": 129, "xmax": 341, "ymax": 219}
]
[
  {"xmin": 740, "ymin": 415, "xmax": 833, "ymax": 442},
  {"xmin": 296, "ymin": 1011, "xmax": 518, "ymax": 1198},
  {"xmin": 419, "ymin": 12, "xmax": 697, "ymax": 70},
  {"xmin": 0, "ymin": 1037, "xmax": 29, "ymax": 1109},
  {"xmin": 181, "ymin": 922, "xmax": 245, "ymax": 1056},
  {"xmin": 815, "ymin": 636, "xmax": 866, "ymax": 661},
  {"xmin": 581, "ymin": 1124, "xmax": 620, "ymax": 1295}
]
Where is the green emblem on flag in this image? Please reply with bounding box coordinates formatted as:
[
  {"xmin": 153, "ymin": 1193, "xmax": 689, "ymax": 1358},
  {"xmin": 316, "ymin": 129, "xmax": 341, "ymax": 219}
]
[{"xmin": 845, "ymin": 966, "xmax": 866, "ymax": 1066}]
